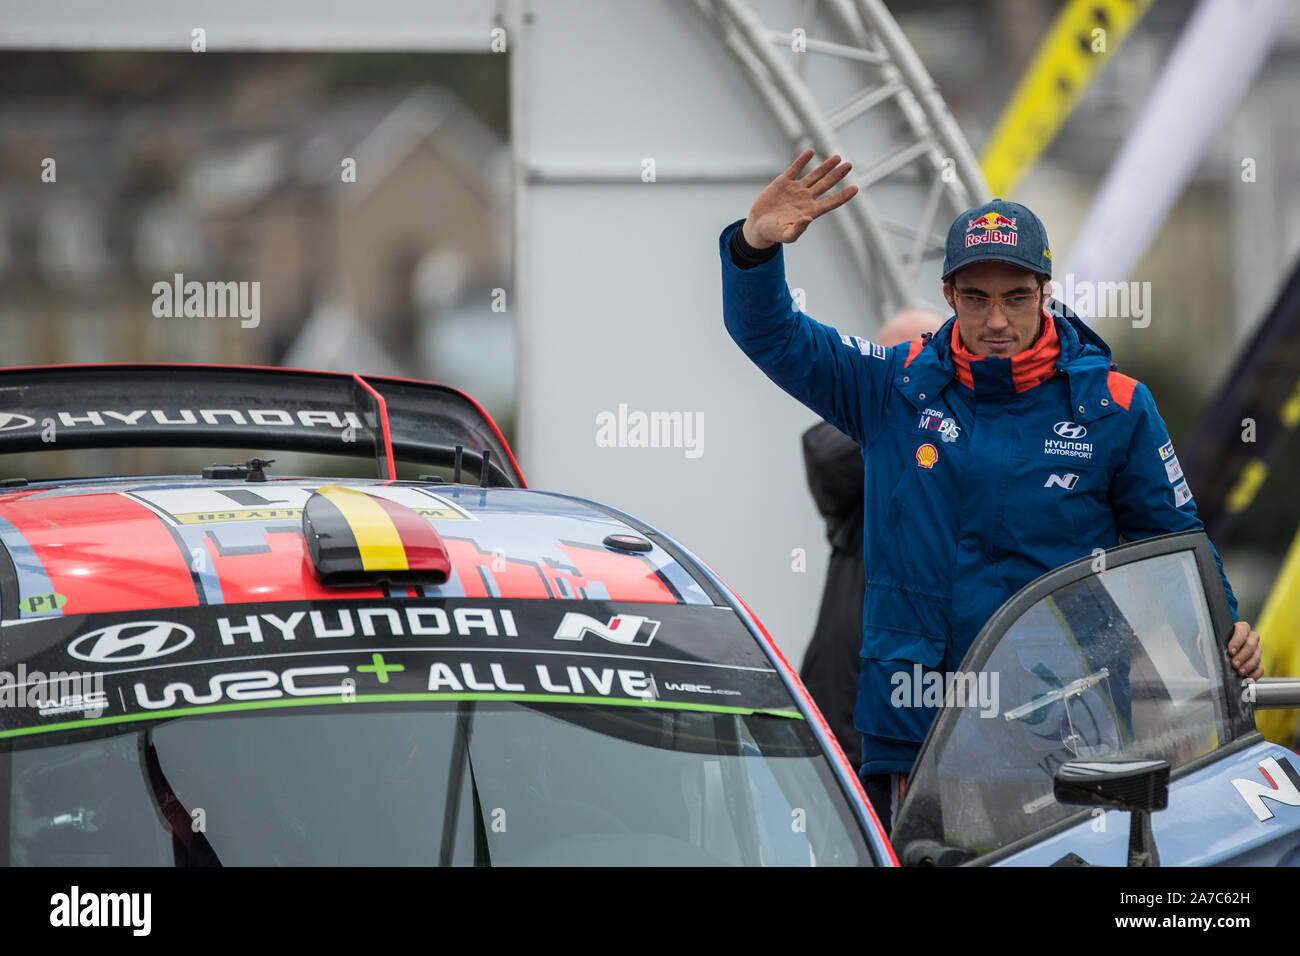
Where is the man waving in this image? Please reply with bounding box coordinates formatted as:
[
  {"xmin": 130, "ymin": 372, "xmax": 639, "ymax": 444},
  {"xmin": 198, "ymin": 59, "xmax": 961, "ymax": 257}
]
[{"xmin": 720, "ymin": 149, "xmax": 1263, "ymax": 832}]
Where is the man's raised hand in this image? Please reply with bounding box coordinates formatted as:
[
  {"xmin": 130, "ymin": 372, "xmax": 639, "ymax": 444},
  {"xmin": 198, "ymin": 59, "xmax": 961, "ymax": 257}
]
[{"xmin": 741, "ymin": 149, "xmax": 859, "ymax": 250}]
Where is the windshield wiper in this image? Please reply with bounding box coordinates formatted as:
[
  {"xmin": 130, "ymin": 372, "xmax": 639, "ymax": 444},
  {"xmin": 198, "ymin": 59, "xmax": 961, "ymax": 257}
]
[
  {"xmin": 439, "ymin": 701, "xmax": 491, "ymax": 866},
  {"xmin": 139, "ymin": 728, "xmax": 222, "ymax": 867}
]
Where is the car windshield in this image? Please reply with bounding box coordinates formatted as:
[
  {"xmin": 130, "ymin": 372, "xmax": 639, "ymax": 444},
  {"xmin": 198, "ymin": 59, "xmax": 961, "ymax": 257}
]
[
  {"xmin": 892, "ymin": 546, "xmax": 1234, "ymax": 862},
  {"xmin": 0, "ymin": 598, "xmax": 875, "ymax": 866},
  {"xmin": 1, "ymin": 702, "xmax": 871, "ymax": 866}
]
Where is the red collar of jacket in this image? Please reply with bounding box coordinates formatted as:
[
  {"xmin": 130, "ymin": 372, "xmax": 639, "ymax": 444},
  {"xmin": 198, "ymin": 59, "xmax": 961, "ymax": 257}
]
[{"xmin": 950, "ymin": 309, "xmax": 1059, "ymax": 393}]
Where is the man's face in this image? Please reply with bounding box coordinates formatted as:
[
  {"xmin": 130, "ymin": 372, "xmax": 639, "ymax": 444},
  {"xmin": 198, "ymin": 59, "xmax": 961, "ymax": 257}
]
[{"xmin": 944, "ymin": 260, "xmax": 1045, "ymax": 358}]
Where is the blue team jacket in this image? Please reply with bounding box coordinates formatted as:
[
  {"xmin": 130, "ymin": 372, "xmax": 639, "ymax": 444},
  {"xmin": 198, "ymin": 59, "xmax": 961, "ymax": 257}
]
[{"xmin": 719, "ymin": 219, "xmax": 1240, "ymax": 772}]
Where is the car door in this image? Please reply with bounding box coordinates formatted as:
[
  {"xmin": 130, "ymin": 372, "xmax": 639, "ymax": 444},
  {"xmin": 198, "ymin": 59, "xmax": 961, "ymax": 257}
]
[{"xmin": 891, "ymin": 530, "xmax": 1300, "ymax": 866}]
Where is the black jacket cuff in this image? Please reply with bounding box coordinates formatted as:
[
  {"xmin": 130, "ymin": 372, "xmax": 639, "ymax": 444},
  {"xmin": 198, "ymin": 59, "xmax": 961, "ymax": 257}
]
[{"xmin": 730, "ymin": 224, "xmax": 780, "ymax": 270}]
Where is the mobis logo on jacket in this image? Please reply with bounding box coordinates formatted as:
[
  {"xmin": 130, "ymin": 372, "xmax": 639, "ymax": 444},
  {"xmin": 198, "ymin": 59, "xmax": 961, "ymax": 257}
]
[{"xmin": 917, "ymin": 408, "xmax": 960, "ymax": 443}]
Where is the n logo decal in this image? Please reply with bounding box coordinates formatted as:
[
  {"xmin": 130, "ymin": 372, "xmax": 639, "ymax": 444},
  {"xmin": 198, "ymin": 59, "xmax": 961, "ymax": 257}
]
[
  {"xmin": 1044, "ymin": 473, "xmax": 1079, "ymax": 490},
  {"xmin": 1231, "ymin": 756, "xmax": 1300, "ymax": 821},
  {"xmin": 553, "ymin": 612, "xmax": 660, "ymax": 647}
]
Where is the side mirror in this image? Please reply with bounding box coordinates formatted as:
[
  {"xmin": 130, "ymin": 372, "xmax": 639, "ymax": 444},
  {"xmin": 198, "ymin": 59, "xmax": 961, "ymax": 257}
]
[
  {"xmin": 1054, "ymin": 758, "xmax": 1169, "ymax": 867},
  {"xmin": 898, "ymin": 838, "xmax": 973, "ymax": 867}
]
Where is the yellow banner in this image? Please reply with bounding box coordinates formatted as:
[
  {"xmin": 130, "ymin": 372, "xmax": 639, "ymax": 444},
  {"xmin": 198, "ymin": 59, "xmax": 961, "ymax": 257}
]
[
  {"xmin": 1254, "ymin": 525, "xmax": 1300, "ymax": 746},
  {"xmin": 980, "ymin": 0, "xmax": 1154, "ymax": 197}
]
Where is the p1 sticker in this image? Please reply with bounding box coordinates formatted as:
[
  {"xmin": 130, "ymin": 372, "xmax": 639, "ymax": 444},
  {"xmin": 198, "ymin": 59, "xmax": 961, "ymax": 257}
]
[
  {"xmin": 1158, "ymin": 440, "xmax": 1175, "ymax": 461},
  {"xmin": 916, "ymin": 443, "xmax": 938, "ymax": 469},
  {"xmin": 19, "ymin": 592, "xmax": 66, "ymax": 615}
]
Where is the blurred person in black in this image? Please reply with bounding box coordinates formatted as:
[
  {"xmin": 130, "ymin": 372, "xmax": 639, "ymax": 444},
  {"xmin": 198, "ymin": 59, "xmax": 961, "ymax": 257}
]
[{"xmin": 799, "ymin": 307, "xmax": 942, "ymax": 776}]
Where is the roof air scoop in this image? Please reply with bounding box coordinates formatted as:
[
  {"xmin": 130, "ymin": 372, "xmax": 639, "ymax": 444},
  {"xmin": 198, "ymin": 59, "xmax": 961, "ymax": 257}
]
[{"xmin": 303, "ymin": 485, "xmax": 450, "ymax": 587}]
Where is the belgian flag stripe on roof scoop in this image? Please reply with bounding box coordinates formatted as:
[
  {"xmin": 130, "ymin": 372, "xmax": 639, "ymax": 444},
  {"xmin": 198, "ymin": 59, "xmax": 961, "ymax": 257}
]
[
  {"xmin": 366, "ymin": 492, "xmax": 452, "ymax": 572},
  {"xmin": 318, "ymin": 486, "xmax": 406, "ymax": 571},
  {"xmin": 304, "ymin": 485, "xmax": 451, "ymax": 586}
]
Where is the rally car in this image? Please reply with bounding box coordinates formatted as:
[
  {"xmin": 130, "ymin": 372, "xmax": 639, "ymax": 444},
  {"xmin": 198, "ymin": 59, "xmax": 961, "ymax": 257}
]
[
  {"xmin": 3, "ymin": 365, "xmax": 1297, "ymax": 867},
  {"xmin": 0, "ymin": 364, "xmax": 891, "ymax": 866}
]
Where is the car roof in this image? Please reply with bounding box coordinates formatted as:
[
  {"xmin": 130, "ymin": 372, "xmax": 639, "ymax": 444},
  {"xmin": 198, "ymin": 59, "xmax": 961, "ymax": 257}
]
[{"xmin": 0, "ymin": 476, "xmax": 716, "ymax": 621}]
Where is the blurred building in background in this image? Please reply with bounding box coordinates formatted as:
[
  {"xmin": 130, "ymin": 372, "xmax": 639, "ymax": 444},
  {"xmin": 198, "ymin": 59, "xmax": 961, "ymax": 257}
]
[{"xmin": 0, "ymin": 53, "xmax": 514, "ymax": 476}]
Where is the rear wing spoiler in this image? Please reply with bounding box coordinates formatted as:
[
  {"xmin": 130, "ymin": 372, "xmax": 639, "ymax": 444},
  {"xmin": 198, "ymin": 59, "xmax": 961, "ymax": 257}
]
[{"xmin": 0, "ymin": 363, "xmax": 525, "ymax": 486}]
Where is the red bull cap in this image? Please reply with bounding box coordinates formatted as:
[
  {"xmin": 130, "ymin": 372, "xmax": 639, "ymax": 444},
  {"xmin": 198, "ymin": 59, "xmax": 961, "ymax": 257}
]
[{"xmin": 941, "ymin": 198, "xmax": 1051, "ymax": 281}]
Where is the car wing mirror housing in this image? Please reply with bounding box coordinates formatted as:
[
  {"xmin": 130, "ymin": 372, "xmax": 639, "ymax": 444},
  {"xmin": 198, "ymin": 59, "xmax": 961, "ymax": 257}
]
[
  {"xmin": 899, "ymin": 838, "xmax": 973, "ymax": 867},
  {"xmin": 1054, "ymin": 758, "xmax": 1170, "ymax": 867}
]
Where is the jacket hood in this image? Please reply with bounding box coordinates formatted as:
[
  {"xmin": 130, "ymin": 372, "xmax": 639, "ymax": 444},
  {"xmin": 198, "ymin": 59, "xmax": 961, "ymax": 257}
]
[
  {"xmin": 925, "ymin": 297, "xmax": 1112, "ymax": 368},
  {"xmin": 1048, "ymin": 297, "xmax": 1115, "ymax": 365},
  {"xmin": 896, "ymin": 298, "xmax": 1123, "ymax": 423}
]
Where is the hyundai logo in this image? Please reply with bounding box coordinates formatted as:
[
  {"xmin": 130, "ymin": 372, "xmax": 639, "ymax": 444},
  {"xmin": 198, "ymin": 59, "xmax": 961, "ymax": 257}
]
[
  {"xmin": 1053, "ymin": 421, "xmax": 1087, "ymax": 440},
  {"xmin": 0, "ymin": 412, "xmax": 36, "ymax": 432},
  {"xmin": 68, "ymin": 621, "xmax": 195, "ymax": 664}
]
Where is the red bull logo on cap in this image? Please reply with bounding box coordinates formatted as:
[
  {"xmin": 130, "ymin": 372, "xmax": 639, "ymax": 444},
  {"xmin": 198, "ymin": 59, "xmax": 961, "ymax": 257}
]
[
  {"xmin": 965, "ymin": 212, "xmax": 1018, "ymax": 248},
  {"xmin": 968, "ymin": 212, "xmax": 1018, "ymax": 231}
]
